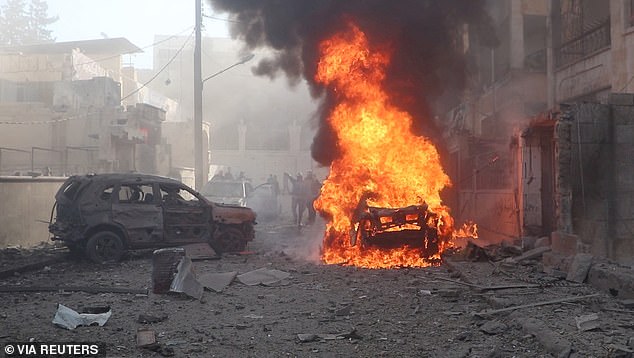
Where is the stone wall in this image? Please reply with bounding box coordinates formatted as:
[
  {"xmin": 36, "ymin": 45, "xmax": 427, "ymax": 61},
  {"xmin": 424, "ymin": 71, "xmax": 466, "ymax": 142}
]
[{"xmin": 561, "ymin": 100, "xmax": 634, "ymax": 264}]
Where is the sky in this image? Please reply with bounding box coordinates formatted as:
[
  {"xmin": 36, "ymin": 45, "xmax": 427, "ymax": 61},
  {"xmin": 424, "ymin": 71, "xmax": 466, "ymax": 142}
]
[{"xmin": 43, "ymin": 0, "xmax": 231, "ymax": 69}]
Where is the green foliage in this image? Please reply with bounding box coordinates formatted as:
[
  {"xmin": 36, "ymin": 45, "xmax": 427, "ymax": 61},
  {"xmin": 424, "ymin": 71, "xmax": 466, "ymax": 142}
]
[{"xmin": 0, "ymin": 0, "xmax": 58, "ymax": 46}]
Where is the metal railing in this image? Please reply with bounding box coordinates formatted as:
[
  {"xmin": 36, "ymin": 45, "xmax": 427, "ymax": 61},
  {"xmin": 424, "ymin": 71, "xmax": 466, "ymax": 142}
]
[
  {"xmin": 0, "ymin": 146, "xmax": 100, "ymax": 176},
  {"xmin": 524, "ymin": 49, "xmax": 547, "ymax": 72},
  {"xmin": 555, "ymin": 19, "xmax": 611, "ymax": 69}
]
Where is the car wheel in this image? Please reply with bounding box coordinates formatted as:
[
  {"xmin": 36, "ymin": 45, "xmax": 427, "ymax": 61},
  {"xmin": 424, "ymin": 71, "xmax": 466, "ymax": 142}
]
[
  {"xmin": 85, "ymin": 231, "xmax": 124, "ymax": 263},
  {"xmin": 218, "ymin": 227, "xmax": 246, "ymax": 253}
]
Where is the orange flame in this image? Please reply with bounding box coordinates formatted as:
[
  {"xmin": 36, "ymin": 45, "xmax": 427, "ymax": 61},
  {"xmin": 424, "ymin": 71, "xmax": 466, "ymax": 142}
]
[{"xmin": 314, "ymin": 21, "xmax": 466, "ymax": 268}]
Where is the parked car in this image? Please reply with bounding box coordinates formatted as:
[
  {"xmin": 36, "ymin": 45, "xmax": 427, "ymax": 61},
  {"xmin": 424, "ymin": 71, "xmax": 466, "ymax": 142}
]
[
  {"xmin": 247, "ymin": 183, "xmax": 281, "ymax": 222},
  {"xmin": 200, "ymin": 180, "xmax": 253, "ymax": 207},
  {"xmin": 48, "ymin": 173, "xmax": 257, "ymax": 263}
]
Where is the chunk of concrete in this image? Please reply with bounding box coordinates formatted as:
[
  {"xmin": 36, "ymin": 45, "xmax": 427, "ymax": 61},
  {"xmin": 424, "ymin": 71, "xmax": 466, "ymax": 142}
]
[
  {"xmin": 574, "ymin": 313, "xmax": 600, "ymax": 331},
  {"xmin": 550, "ymin": 231, "xmax": 579, "ymax": 256},
  {"xmin": 587, "ymin": 263, "xmax": 634, "ymax": 299},
  {"xmin": 506, "ymin": 246, "xmax": 551, "ymax": 264},
  {"xmin": 542, "ymin": 251, "xmax": 573, "ymax": 275},
  {"xmin": 535, "ymin": 236, "xmax": 551, "ymax": 248},
  {"xmin": 566, "ymin": 254, "xmax": 593, "ymax": 283},
  {"xmin": 517, "ymin": 317, "xmax": 572, "ymax": 357}
]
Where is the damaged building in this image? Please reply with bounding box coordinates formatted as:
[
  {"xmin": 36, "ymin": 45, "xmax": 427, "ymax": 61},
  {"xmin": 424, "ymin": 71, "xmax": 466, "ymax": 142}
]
[
  {"xmin": 447, "ymin": 0, "xmax": 634, "ymax": 266},
  {"xmin": 0, "ymin": 38, "xmax": 176, "ymax": 177}
]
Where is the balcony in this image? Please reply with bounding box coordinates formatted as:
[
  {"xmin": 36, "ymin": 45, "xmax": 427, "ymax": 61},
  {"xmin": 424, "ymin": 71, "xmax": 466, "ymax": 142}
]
[{"xmin": 555, "ymin": 19, "xmax": 611, "ymax": 69}]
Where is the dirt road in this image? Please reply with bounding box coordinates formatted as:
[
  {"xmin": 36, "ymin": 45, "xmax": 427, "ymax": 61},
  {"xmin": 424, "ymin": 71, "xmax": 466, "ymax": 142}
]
[{"xmin": 1, "ymin": 218, "xmax": 633, "ymax": 357}]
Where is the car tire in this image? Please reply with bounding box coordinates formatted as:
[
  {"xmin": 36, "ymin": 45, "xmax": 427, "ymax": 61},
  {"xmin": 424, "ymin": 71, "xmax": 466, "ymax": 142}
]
[
  {"xmin": 218, "ymin": 227, "xmax": 247, "ymax": 253},
  {"xmin": 85, "ymin": 231, "xmax": 124, "ymax": 263}
]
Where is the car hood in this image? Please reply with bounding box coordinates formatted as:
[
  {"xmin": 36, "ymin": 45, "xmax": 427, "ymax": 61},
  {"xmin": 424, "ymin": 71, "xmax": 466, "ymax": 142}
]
[
  {"xmin": 212, "ymin": 202, "xmax": 256, "ymax": 224},
  {"xmin": 205, "ymin": 195, "xmax": 244, "ymax": 206}
]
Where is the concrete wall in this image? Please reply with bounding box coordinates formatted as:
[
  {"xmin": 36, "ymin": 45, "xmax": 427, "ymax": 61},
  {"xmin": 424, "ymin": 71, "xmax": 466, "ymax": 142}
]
[
  {"xmin": 0, "ymin": 176, "xmax": 66, "ymax": 248},
  {"xmin": 555, "ymin": 49, "xmax": 612, "ymax": 102},
  {"xmin": 561, "ymin": 101, "xmax": 634, "ymax": 264}
]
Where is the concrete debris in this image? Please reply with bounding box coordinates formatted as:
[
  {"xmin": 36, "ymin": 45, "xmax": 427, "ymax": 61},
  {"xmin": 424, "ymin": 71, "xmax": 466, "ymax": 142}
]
[
  {"xmin": 137, "ymin": 314, "xmax": 168, "ymax": 324},
  {"xmin": 505, "ymin": 246, "xmax": 551, "ymax": 264},
  {"xmin": 587, "ymin": 263, "xmax": 634, "ymax": 299},
  {"xmin": 566, "ymin": 254, "xmax": 593, "ymax": 283},
  {"xmin": 535, "ymin": 236, "xmax": 551, "ymax": 249},
  {"xmin": 169, "ymin": 257, "xmax": 203, "ymax": 300},
  {"xmin": 475, "ymin": 294, "xmax": 600, "ymax": 317},
  {"xmin": 237, "ymin": 268, "xmax": 290, "ymax": 286},
  {"xmin": 182, "ymin": 243, "xmax": 220, "ymax": 260},
  {"xmin": 297, "ymin": 329, "xmax": 362, "ymax": 343},
  {"xmin": 622, "ymin": 299, "xmax": 634, "ymax": 309},
  {"xmin": 198, "ymin": 271, "xmax": 238, "ymax": 292},
  {"xmin": 517, "ymin": 317, "xmax": 572, "ymax": 358},
  {"xmin": 136, "ymin": 328, "xmax": 156, "ymax": 347},
  {"xmin": 574, "ymin": 313, "xmax": 600, "ymax": 331},
  {"xmin": 480, "ymin": 320, "xmax": 508, "ymax": 335},
  {"xmin": 607, "ymin": 344, "xmax": 633, "ymax": 358},
  {"xmin": 52, "ymin": 304, "xmax": 112, "ymax": 330},
  {"xmin": 334, "ymin": 305, "xmax": 352, "ymax": 316}
]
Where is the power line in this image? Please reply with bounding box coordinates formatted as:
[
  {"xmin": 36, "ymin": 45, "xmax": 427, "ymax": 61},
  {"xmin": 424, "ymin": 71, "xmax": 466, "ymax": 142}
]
[
  {"xmin": 0, "ymin": 110, "xmax": 100, "ymax": 125},
  {"xmin": 74, "ymin": 26, "xmax": 194, "ymax": 67},
  {"xmin": 202, "ymin": 14, "xmax": 242, "ymax": 24},
  {"xmin": 121, "ymin": 30, "xmax": 194, "ymax": 102}
]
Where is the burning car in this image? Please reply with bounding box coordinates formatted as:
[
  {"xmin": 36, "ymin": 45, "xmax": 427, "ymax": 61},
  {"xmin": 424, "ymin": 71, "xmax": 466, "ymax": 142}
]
[
  {"xmin": 48, "ymin": 173, "xmax": 256, "ymax": 263},
  {"xmin": 351, "ymin": 202, "xmax": 441, "ymax": 258}
]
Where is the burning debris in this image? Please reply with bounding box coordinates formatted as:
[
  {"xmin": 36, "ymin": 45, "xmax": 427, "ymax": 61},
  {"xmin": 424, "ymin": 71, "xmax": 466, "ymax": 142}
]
[{"xmin": 209, "ymin": 0, "xmax": 490, "ymax": 268}]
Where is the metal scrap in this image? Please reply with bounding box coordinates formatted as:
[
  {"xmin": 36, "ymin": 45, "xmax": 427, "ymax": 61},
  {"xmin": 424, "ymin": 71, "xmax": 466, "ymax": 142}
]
[{"xmin": 52, "ymin": 304, "xmax": 112, "ymax": 330}]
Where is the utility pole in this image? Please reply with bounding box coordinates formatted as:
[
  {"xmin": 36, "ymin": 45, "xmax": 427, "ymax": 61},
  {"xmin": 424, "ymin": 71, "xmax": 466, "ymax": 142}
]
[{"xmin": 194, "ymin": 0, "xmax": 204, "ymax": 190}]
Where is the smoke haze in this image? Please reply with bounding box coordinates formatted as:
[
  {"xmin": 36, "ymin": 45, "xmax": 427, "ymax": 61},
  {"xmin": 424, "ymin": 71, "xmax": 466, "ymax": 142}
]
[{"xmin": 209, "ymin": 0, "xmax": 496, "ymax": 165}]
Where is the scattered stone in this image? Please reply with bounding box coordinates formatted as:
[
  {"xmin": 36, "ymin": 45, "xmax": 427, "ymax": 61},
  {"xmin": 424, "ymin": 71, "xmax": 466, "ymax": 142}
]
[
  {"xmin": 574, "ymin": 313, "xmax": 600, "ymax": 331},
  {"xmin": 137, "ymin": 314, "xmax": 168, "ymax": 324},
  {"xmin": 621, "ymin": 299, "xmax": 634, "ymax": 309},
  {"xmin": 588, "ymin": 263, "xmax": 634, "ymax": 299},
  {"xmin": 437, "ymin": 289, "xmax": 460, "ymax": 298},
  {"xmin": 480, "ymin": 320, "xmax": 508, "ymax": 335},
  {"xmin": 521, "ymin": 237, "xmax": 537, "ymax": 251},
  {"xmin": 485, "ymin": 296, "xmax": 513, "ymax": 308},
  {"xmin": 505, "ymin": 246, "xmax": 551, "ymax": 264},
  {"xmin": 566, "ymin": 254, "xmax": 593, "ymax": 283},
  {"xmin": 335, "ymin": 306, "xmax": 352, "ymax": 316},
  {"xmin": 518, "ymin": 317, "xmax": 572, "ymax": 357},
  {"xmin": 550, "ymin": 231, "xmax": 580, "ymax": 256},
  {"xmin": 535, "ymin": 236, "xmax": 551, "ymax": 248},
  {"xmin": 608, "ymin": 344, "xmax": 633, "ymax": 358},
  {"xmin": 136, "ymin": 328, "xmax": 156, "ymax": 348}
]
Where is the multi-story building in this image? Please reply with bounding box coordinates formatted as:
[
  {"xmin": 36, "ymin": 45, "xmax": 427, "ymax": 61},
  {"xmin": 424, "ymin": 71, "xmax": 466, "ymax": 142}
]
[
  {"xmin": 449, "ymin": 0, "xmax": 634, "ymax": 263},
  {"xmin": 0, "ymin": 38, "xmax": 173, "ymax": 177}
]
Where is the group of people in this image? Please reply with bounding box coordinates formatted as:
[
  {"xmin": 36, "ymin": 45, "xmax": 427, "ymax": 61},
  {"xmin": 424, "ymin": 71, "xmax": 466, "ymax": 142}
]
[{"xmin": 284, "ymin": 171, "xmax": 321, "ymax": 227}]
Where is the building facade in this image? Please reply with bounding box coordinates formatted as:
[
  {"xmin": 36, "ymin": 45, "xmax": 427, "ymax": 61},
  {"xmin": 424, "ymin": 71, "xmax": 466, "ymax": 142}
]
[{"xmin": 449, "ymin": 0, "xmax": 634, "ymax": 263}]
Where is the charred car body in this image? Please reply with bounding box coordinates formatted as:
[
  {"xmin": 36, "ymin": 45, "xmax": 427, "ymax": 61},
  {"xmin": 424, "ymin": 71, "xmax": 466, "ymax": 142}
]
[
  {"xmin": 49, "ymin": 173, "xmax": 256, "ymax": 263},
  {"xmin": 351, "ymin": 203, "xmax": 441, "ymax": 257}
]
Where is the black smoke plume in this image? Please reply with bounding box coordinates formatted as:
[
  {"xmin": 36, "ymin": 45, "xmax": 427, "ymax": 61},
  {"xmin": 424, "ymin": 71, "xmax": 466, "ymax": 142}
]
[{"xmin": 209, "ymin": 0, "xmax": 496, "ymax": 166}]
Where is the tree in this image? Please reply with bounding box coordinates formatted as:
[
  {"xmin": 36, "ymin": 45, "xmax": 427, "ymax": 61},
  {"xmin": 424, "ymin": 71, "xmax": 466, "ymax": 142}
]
[{"xmin": 0, "ymin": 0, "xmax": 57, "ymax": 46}]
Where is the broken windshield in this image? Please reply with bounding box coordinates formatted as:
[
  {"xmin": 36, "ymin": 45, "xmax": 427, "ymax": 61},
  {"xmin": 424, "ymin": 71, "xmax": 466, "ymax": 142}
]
[{"xmin": 201, "ymin": 181, "xmax": 244, "ymax": 198}]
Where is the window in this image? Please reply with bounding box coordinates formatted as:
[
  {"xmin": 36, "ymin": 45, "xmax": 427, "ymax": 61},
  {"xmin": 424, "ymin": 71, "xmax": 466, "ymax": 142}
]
[
  {"xmin": 100, "ymin": 186, "xmax": 114, "ymax": 201},
  {"xmin": 118, "ymin": 184, "xmax": 154, "ymax": 204},
  {"xmin": 159, "ymin": 185, "xmax": 200, "ymax": 205}
]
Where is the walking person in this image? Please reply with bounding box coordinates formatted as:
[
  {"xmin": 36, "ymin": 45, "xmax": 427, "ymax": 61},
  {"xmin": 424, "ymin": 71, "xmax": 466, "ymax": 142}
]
[
  {"xmin": 284, "ymin": 172, "xmax": 306, "ymax": 226},
  {"xmin": 304, "ymin": 171, "xmax": 321, "ymax": 225}
]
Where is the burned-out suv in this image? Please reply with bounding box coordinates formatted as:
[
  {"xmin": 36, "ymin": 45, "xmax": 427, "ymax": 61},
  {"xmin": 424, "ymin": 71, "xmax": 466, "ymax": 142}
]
[{"xmin": 49, "ymin": 173, "xmax": 256, "ymax": 263}]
